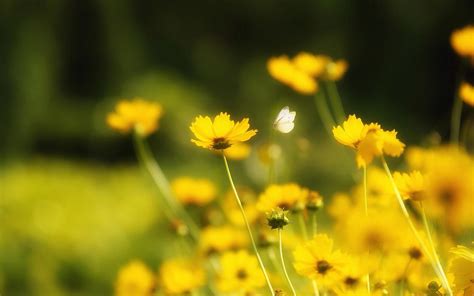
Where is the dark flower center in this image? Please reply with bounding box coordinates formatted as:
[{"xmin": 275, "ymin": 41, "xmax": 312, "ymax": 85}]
[
  {"xmin": 212, "ymin": 137, "xmax": 231, "ymax": 150},
  {"xmin": 408, "ymin": 247, "xmax": 423, "ymax": 260},
  {"xmin": 236, "ymin": 269, "xmax": 248, "ymax": 279},
  {"xmin": 316, "ymin": 260, "xmax": 332, "ymax": 274},
  {"xmin": 345, "ymin": 276, "xmax": 359, "ymax": 286}
]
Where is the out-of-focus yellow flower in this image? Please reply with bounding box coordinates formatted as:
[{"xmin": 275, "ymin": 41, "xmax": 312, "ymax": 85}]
[
  {"xmin": 171, "ymin": 177, "xmax": 217, "ymax": 206},
  {"xmin": 451, "ymin": 25, "xmax": 474, "ymax": 61},
  {"xmin": 159, "ymin": 258, "xmax": 205, "ymax": 295},
  {"xmin": 190, "ymin": 112, "xmax": 257, "ymax": 150},
  {"xmin": 333, "ymin": 115, "xmax": 405, "ymax": 167},
  {"xmin": 448, "ymin": 245, "xmax": 474, "ymax": 295},
  {"xmin": 223, "ymin": 142, "xmax": 251, "ymax": 160},
  {"xmin": 223, "ymin": 188, "xmax": 259, "ymax": 226},
  {"xmin": 328, "ymin": 193, "xmax": 353, "ymax": 220},
  {"xmin": 325, "ymin": 59, "xmax": 349, "ymax": 81},
  {"xmin": 267, "ymin": 55, "xmax": 318, "ymax": 94},
  {"xmin": 256, "ymin": 183, "xmax": 308, "ymax": 212},
  {"xmin": 293, "ymin": 234, "xmax": 349, "ymax": 288},
  {"xmin": 292, "ymin": 52, "xmax": 330, "ymax": 77},
  {"xmin": 459, "ymin": 82, "xmax": 474, "ymax": 106},
  {"xmin": 107, "ymin": 99, "xmax": 163, "ymax": 137},
  {"xmin": 115, "ymin": 260, "xmax": 155, "ymax": 296},
  {"xmin": 217, "ymin": 250, "xmax": 265, "ymax": 293},
  {"xmin": 338, "ymin": 256, "xmax": 368, "ymax": 293},
  {"xmin": 199, "ymin": 225, "xmax": 248, "ymax": 255},
  {"xmin": 394, "ymin": 171, "xmax": 426, "ymax": 201}
]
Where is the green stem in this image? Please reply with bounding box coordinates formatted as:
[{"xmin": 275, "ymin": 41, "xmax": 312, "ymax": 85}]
[
  {"xmin": 450, "ymin": 96, "xmax": 463, "ymax": 144},
  {"xmin": 133, "ymin": 132, "xmax": 199, "ymax": 241},
  {"xmin": 324, "ymin": 81, "xmax": 346, "ymax": 123},
  {"xmin": 380, "ymin": 156, "xmax": 452, "ymax": 296},
  {"xmin": 222, "ymin": 154, "xmax": 275, "ymax": 296},
  {"xmin": 268, "ymin": 129, "xmax": 276, "ymax": 184},
  {"xmin": 399, "ymin": 258, "xmax": 412, "ymax": 296},
  {"xmin": 313, "ymin": 91, "xmax": 336, "ymax": 136},
  {"xmin": 278, "ymin": 229, "xmax": 297, "ymax": 296},
  {"xmin": 298, "ymin": 212, "xmax": 308, "ymax": 240},
  {"xmin": 310, "ymin": 211, "xmax": 318, "ymax": 237}
]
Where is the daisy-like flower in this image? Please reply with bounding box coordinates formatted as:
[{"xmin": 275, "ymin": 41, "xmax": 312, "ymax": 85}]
[
  {"xmin": 106, "ymin": 98, "xmax": 163, "ymax": 137},
  {"xmin": 393, "ymin": 170, "xmax": 426, "ymax": 201},
  {"xmin": 190, "ymin": 112, "xmax": 257, "ymax": 150},
  {"xmin": 293, "ymin": 234, "xmax": 349, "ymax": 288},
  {"xmin": 459, "ymin": 82, "xmax": 474, "ymax": 107},
  {"xmin": 115, "ymin": 260, "xmax": 156, "ymax": 296},
  {"xmin": 171, "ymin": 177, "xmax": 217, "ymax": 206},
  {"xmin": 199, "ymin": 225, "xmax": 249, "ymax": 255},
  {"xmin": 448, "ymin": 245, "xmax": 474, "ymax": 295},
  {"xmin": 451, "ymin": 25, "xmax": 474, "ymax": 61},
  {"xmin": 256, "ymin": 183, "xmax": 308, "ymax": 212},
  {"xmin": 292, "ymin": 52, "xmax": 330, "ymax": 78},
  {"xmin": 267, "ymin": 55, "xmax": 319, "ymax": 94},
  {"xmin": 273, "ymin": 106, "xmax": 296, "ymax": 134},
  {"xmin": 159, "ymin": 258, "xmax": 206, "ymax": 295},
  {"xmin": 217, "ymin": 250, "xmax": 265, "ymax": 293}
]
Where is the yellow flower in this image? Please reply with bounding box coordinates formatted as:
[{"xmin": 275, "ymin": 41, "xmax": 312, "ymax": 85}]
[
  {"xmin": 451, "ymin": 25, "xmax": 474, "ymax": 61},
  {"xmin": 459, "ymin": 82, "xmax": 474, "ymax": 106},
  {"xmin": 159, "ymin": 258, "xmax": 205, "ymax": 295},
  {"xmin": 325, "ymin": 59, "xmax": 349, "ymax": 81},
  {"xmin": 332, "ymin": 115, "xmax": 367, "ymax": 148},
  {"xmin": 256, "ymin": 183, "xmax": 308, "ymax": 212},
  {"xmin": 293, "ymin": 234, "xmax": 349, "ymax": 288},
  {"xmin": 223, "ymin": 142, "xmax": 252, "ymax": 160},
  {"xmin": 199, "ymin": 225, "xmax": 249, "ymax": 255},
  {"xmin": 171, "ymin": 177, "xmax": 217, "ymax": 206},
  {"xmin": 190, "ymin": 112, "xmax": 257, "ymax": 150},
  {"xmin": 223, "ymin": 188, "xmax": 259, "ymax": 227},
  {"xmin": 107, "ymin": 99, "xmax": 163, "ymax": 137},
  {"xmin": 394, "ymin": 171, "xmax": 426, "ymax": 201},
  {"xmin": 217, "ymin": 250, "xmax": 265, "ymax": 293},
  {"xmin": 292, "ymin": 52, "xmax": 330, "ymax": 77},
  {"xmin": 267, "ymin": 55, "xmax": 318, "ymax": 94},
  {"xmin": 449, "ymin": 245, "xmax": 474, "ymax": 295},
  {"xmin": 115, "ymin": 260, "xmax": 155, "ymax": 296}
]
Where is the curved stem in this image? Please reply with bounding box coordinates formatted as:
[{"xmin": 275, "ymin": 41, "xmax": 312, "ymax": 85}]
[
  {"xmin": 222, "ymin": 154, "xmax": 275, "ymax": 295},
  {"xmin": 381, "ymin": 156, "xmax": 452, "ymax": 295},
  {"xmin": 133, "ymin": 132, "xmax": 199, "ymax": 241},
  {"xmin": 278, "ymin": 229, "xmax": 297, "ymax": 296},
  {"xmin": 313, "ymin": 91, "xmax": 336, "ymax": 136},
  {"xmin": 324, "ymin": 81, "xmax": 346, "ymax": 124}
]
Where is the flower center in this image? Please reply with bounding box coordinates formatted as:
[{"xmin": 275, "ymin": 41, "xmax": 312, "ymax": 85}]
[
  {"xmin": 236, "ymin": 269, "xmax": 248, "ymax": 279},
  {"xmin": 316, "ymin": 260, "xmax": 332, "ymax": 274},
  {"xmin": 408, "ymin": 247, "xmax": 423, "ymax": 260},
  {"xmin": 212, "ymin": 137, "xmax": 231, "ymax": 150},
  {"xmin": 345, "ymin": 276, "xmax": 359, "ymax": 286}
]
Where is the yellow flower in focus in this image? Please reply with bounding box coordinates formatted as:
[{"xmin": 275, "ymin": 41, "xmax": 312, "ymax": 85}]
[
  {"xmin": 256, "ymin": 183, "xmax": 308, "ymax": 212},
  {"xmin": 115, "ymin": 260, "xmax": 155, "ymax": 296},
  {"xmin": 449, "ymin": 245, "xmax": 474, "ymax": 295},
  {"xmin": 171, "ymin": 177, "xmax": 216, "ymax": 206},
  {"xmin": 107, "ymin": 99, "xmax": 163, "ymax": 137},
  {"xmin": 267, "ymin": 55, "xmax": 318, "ymax": 95},
  {"xmin": 325, "ymin": 59, "xmax": 349, "ymax": 81},
  {"xmin": 159, "ymin": 258, "xmax": 205, "ymax": 295},
  {"xmin": 293, "ymin": 234, "xmax": 349, "ymax": 288},
  {"xmin": 217, "ymin": 250, "xmax": 265, "ymax": 293},
  {"xmin": 223, "ymin": 142, "xmax": 252, "ymax": 160},
  {"xmin": 459, "ymin": 82, "xmax": 474, "ymax": 106},
  {"xmin": 332, "ymin": 114, "xmax": 366, "ymax": 148},
  {"xmin": 394, "ymin": 171, "xmax": 426, "ymax": 201},
  {"xmin": 451, "ymin": 25, "xmax": 474, "ymax": 61},
  {"xmin": 190, "ymin": 112, "xmax": 257, "ymax": 150},
  {"xmin": 293, "ymin": 52, "xmax": 330, "ymax": 77},
  {"xmin": 199, "ymin": 225, "xmax": 248, "ymax": 255}
]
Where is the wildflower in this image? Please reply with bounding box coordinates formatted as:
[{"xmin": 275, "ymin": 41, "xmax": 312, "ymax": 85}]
[
  {"xmin": 190, "ymin": 112, "xmax": 257, "ymax": 150},
  {"xmin": 257, "ymin": 183, "xmax": 308, "ymax": 212},
  {"xmin": 199, "ymin": 225, "xmax": 248, "ymax": 255},
  {"xmin": 159, "ymin": 258, "xmax": 205, "ymax": 295},
  {"xmin": 450, "ymin": 25, "xmax": 474, "ymax": 61},
  {"xmin": 115, "ymin": 260, "xmax": 155, "ymax": 296},
  {"xmin": 217, "ymin": 250, "xmax": 265, "ymax": 293},
  {"xmin": 459, "ymin": 82, "xmax": 474, "ymax": 106},
  {"xmin": 292, "ymin": 52, "xmax": 329, "ymax": 77},
  {"xmin": 325, "ymin": 59, "xmax": 349, "ymax": 81},
  {"xmin": 223, "ymin": 142, "xmax": 251, "ymax": 160},
  {"xmin": 448, "ymin": 245, "xmax": 474, "ymax": 295},
  {"xmin": 305, "ymin": 190, "xmax": 324, "ymax": 211},
  {"xmin": 393, "ymin": 171, "xmax": 426, "ymax": 201},
  {"xmin": 267, "ymin": 55, "xmax": 318, "ymax": 94},
  {"xmin": 293, "ymin": 234, "xmax": 349, "ymax": 288},
  {"xmin": 107, "ymin": 98, "xmax": 163, "ymax": 137},
  {"xmin": 266, "ymin": 208, "xmax": 289, "ymax": 229},
  {"xmin": 273, "ymin": 106, "xmax": 296, "ymax": 134},
  {"xmin": 171, "ymin": 177, "xmax": 216, "ymax": 206},
  {"xmin": 223, "ymin": 188, "xmax": 259, "ymax": 226}
]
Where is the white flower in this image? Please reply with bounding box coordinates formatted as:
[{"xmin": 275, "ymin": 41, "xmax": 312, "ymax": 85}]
[{"xmin": 273, "ymin": 106, "xmax": 296, "ymax": 133}]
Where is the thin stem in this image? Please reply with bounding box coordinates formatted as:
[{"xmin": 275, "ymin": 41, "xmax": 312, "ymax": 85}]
[
  {"xmin": 278, "ymin": 229, "xmax": 297, "ymax": 296},
  {"xmin": 324, "ymin": 81, "xmax": 346, "ymax": 123},
  {"xmin": 313, "ymin": 91, "xmax": 336, "ymax": 136},
  {"xmin": 298, "ymin": 212, "xmax": 308, "ymax": 240},
  {"xmin": 222, "ymin": 154, "xmax": 275, "ymax": 295},
  {"xmin": 311, "ymin": 211, "xmax": 318, "ymax": 237},
  {"xmin": 268, "ymin": 129, "xmax": 276, "ymax": 184},
  {"xmin": 399, "ymin": 258, "xmax": 412, "ymax": 296},
  {"xmin": 380, "ymin": 156, "xmax": 452, "ymax": 295},
  {"xmin": 133, "ymin": 132, "xmax": 199, "ymax": 241},
  {"xmin": 450, "ymin": 96, "xmax": 463, "ymax": 144},
  {"xmin": 312, "ymin": 280, "xmax": 321, "ymax": 296}
]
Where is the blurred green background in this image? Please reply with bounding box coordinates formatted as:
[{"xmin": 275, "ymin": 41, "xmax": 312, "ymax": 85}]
[{"xmin": 1, "ymin": 0, "xmax": 473, "ymax": 295}]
